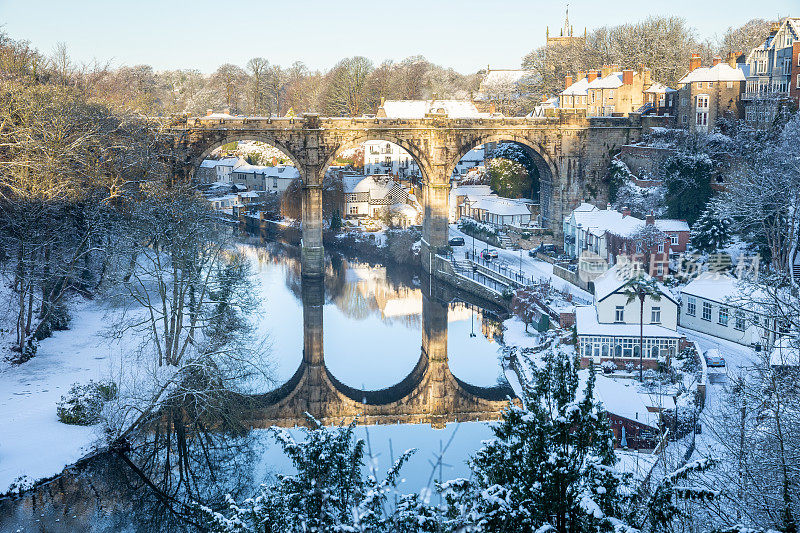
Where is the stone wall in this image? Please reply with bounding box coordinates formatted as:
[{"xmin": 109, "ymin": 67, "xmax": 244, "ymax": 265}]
[{"xmin": 619, "ymin": 144, "xmax": 676, "ymax": 180}]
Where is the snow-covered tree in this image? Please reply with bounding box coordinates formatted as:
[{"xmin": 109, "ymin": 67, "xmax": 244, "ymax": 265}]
[
  {"xmin": 441, "ymin": 346, "xmax": 633, "ymax": 532},
  {"xmin": 690, "ymin": 203, "xmax": 732, "ymax": 254},
  {"xmin": 663, "ymin": 152, "xmax": 714, "ymax": 226},
  {"xmin": 199, "ymin": 417, "xmax": 415, "ymax": 532},
  {"xmin": 620, "ymin": 273, "xmax": 662, "ymax": 381}
]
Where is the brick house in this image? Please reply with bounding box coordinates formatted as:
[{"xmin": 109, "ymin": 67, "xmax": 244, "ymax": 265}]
[
  {"xmin": 675, "ymin": 53, "xmax": 747, "ymax": 131},
  {"xmin": 561, "ymin": 67, "xmax": 671, "ymax": 117}
]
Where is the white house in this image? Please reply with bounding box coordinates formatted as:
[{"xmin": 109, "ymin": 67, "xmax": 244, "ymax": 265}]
[
  {"xmin": 362, "ymin": 141, "xmax": 420, "ymax": 179},
  {"xmin": 449, "ymin": 184, "xmax": 493, "ymax": 222},
  {"xmin": 577, "ymin": 265, "xmax": 682, "ymax": 369},
  {"xmin": 463, "ymin": 196, "xmax": 533, "ymax": 227},
  {"xmin": 197, "ymin": 157, "xmax": 246, "ymax": 183},
  {"xmin": 342, "ymin": 174, "xmax": 411, "ymax": 220},
  {"xmin": 679, "ymin": 273, "xmax": 776, "ymax": 349}
]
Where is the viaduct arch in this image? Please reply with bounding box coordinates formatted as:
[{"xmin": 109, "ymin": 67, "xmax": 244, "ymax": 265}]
[{"xmin": 167, "ymin": 112, "xmax": 668, "ymax": 278}]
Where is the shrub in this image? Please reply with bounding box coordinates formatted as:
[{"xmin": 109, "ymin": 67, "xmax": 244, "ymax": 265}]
[
  {"xmin": 600, "ymin": 360, "xmax": 617, "ymax": 373},
  {"xmin": 57, "ymin": 380, "xmax": 118, "ymax": 426}
]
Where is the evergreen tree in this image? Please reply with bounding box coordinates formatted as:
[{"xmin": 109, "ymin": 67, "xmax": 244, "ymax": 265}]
[
  {"xmin": 690, "ymin": 204, "xmax": 732, "ymax": 254},
  {"xmin": 664, "ymin": 152, "xmax": 714, "ymax": 225},
  {"xmin": 442, "ymin": 346, "xmax": 632, "ymax": 533},
  {"xmin": 330, "ymin": 208, "xmax": 342, "ymax": 232}
]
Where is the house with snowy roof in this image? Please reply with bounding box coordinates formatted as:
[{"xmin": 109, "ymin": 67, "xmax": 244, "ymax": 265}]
[
  {"xmin": 342, "ymin": 174, "xmax": 415, "ymax": 224},
  {"xmin": 560, "ymin": 67, "xmax": 675, "ymax": 117},
  {"xmin": 675, "ymin": 53, "xmax": 748, "ymax": 131},
  {"xmin": 230, "ymin": 163, "xmax": 300, "ymax": 193},
  {"xmin": 576, "ymin": 265, "xmax": 682, "ymax": 370},
  {"xmin": 679, "ymin": 273, "xmax": 778, "ymax": 349},
  {"xmin": 586, "ymin": 373, "xmax": 661, "ymax": 450},
  {"xmin": 197, "ymin": 156, "xmax": 247, "ymax": 183},
  {"xmin": 563, "ymin": 203, "xmax": 689, "ymax": 278},
  {"xmin": 743, "ymin": 18, "xmax": 800, "ymax": 127},
  {"xmin": 461, "ymin": 195, "xmax": 534, "ymax": 228}
]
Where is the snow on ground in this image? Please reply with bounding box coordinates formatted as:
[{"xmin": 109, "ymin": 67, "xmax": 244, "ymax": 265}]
[
  {"xmin": 448, "ymin": 224, "xmax": 593, "ymax": 302},
  {"xmin": 0, "ymin": 297, "xmax": 121, "ymax": 493},
  {"xmin": 501, "ymin": 316, "xmax": 543, "ymax": 350}
]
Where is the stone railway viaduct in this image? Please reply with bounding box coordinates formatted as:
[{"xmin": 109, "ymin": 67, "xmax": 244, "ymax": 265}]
[{"xmin": 167, "ymin": 112, "xmax": 669, "ymax": 278}]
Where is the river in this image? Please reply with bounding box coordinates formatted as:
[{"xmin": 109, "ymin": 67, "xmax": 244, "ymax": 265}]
[{"xmin": 0, "ymin": 239, "xmax": 514, "ymax": 532}]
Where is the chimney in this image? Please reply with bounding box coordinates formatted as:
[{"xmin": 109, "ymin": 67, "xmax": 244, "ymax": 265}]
[
  {"xmin": 646, "ymin": 212, "xmax": 655, "ymax": 225},
  {"xmin": 601, "ymin": 65, "xmax": 613, "ymax": 77},
  {"xmin": 576, "ymin": 70, "xmax": 586, "ymax": 81},
  {"xmin": 727, "ymin": 51, "xmax": 737, "ymax": 68},
  {"xmin": 621, "ymin": 206, "xmax": 631, "ymax": 217},
  {"xmin": 689, "ymin": 53, "xmax": 702, "ymax": 72},
  {"xmin": 622, "ymin": 69, "xmax": 634, "ymax": 85},
  {"xmin": 642, "ymin": 68, "xmax": 651, "ymax": 86},
  {"xmin": 587, "ymin": 70, "xmax": 599, "ymax": 82},
  {"xmin": 565, "ymin": 75, "xmax": 574, "ymax": 89},
  {"xmin": 770, "ymin": 22, "xmax": 779, "ymax": 36},
  {"xmin": 206, "ymin": 109, "xmax": 213, "ymax": 116},
  {"xmin": 606, "ymin": 202, "xmax": 612, "ymax": 210},
  {"xmin": 380, "ymin": 96, "xmax": 385, "ymax": 107},
  {"xmin": 712, "ymin": 56, "xmax": 722, "ymax": 66}
]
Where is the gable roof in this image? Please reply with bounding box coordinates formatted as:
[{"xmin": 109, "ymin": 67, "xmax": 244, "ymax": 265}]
[
  {"xmin": 561, "ymin": 77, "xmax": 590, "ymax": 96},
  {"xmin": 592, "ymin": 265, "xmax": 677, "ymax": 305},
  {"xmin": 644, "ymin": 82, "xmax": 677, "ymax": 94},
  {"xmin": 678, "ymin": 63, "xmax": 747, "ymax": 84},
  {"xmin": 588, "ymin": 72, "xmax": 624, "ymax": 90}
]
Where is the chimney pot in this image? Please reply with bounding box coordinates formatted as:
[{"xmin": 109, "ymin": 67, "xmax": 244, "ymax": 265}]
[
  {"xmin": 621, "ymin": 206, "xmax": 631, "ymax": 217},
  {"xmin": 587, "ymin": 71, "xmax": 598, "ymax": 82},
  {"xmin": 606, "ymin": 202, "xmax": 612, "ymax": 210},
  {"xmin": 646, "ymin": 213, "xmax": 655, "ymax": 225},
  {"xmin": 565, "ymin": 75, "xmax": 574, "ymax": 89},
  {"xmin": 712, "ymin": 56, "xmax": 722, "ymax": 66}
]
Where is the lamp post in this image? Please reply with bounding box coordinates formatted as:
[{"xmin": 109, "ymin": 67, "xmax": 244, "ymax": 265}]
[{"xmin": 672, "ymin": 393, "xmax": 679, "ymax": 441}]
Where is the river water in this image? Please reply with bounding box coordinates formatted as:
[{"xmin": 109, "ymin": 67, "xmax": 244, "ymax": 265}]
[{"xmin": 0, "ymin": 240, "xmax": 513, "ymax": 532}]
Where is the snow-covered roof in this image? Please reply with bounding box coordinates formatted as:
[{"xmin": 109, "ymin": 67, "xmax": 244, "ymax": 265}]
[
  {"xmin": 680, "ymin": 273, "xmax": 766, "ymax": 306},
  {"xmin": 238, "ymin": 191, "xmax": 259, "ymax": 198},
  {"xmin": 591, "ymin": 265, "xmax": 677, "ymax": 304},
  {"xmin": 473, "ymin": 196, "xmax": 531, "ymax": 216},
  {"xmin": 585, "ymin": 372, "xmax": 659, "ymax": 427},
  {"xmin": 377, "ymin": 100, "xmax": 489, "ymax": 119},
  {"xmin": 202, "ymin": 156, "xmax": 244, "ymax": 169},
  {"xmin": 344, "ymin": 174, "xmax": 399, "ymax": 197},
  {"xmin": 654, "ymin": 219, "xmax": 689, "ymax": 232},
  {"xmin": 678, "ymin": 63, "xmax": 746, "ymax": 84},
  {"xmin": 770, "ymin": 337, "xmax": 800, "ymax": 367},
  {"xmin": 561, "ymin": 77, "xmax": 590, "ymax": 96},
  {"xmin": 482, "ymin": 69, "xmax": 533, "ymax": 86},
  {"xmin": 576, "ymin": 305, "xmax": 683, "ymax": 339},
  {"xmin": 588, "ymin": 72, "xmax": 623, "ymax": 90},
  {"xmin": 232, "ymin": 164, "xmax": 300, "ymax": 179},
  {"xmin": 644, "ymin": 82, "xmax": 676, "ymax": 94},
  {"xmin": 453, "ymin": 184, "xmax": 493, "ymax": 197},
  {"xmin": 199, "ymin": 113, "xmax": 236, "ymax": 120}
]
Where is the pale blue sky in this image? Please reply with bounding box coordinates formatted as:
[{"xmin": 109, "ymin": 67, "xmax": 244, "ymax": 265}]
[{"xmin": 0, "ymin": 0, "xmax": 795, "ymax": 74}]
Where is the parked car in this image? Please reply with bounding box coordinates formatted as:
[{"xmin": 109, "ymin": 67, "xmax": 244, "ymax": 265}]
[
  {"xmin": 704, "ymin": 349, "xmax": 726, "ymax": 368},
  {"xmin": 481, "ymin": 248, "xmax": 498, "ymax": 260},
  {"xmin": 529, "ymin": 243, "xmax": 556, "ymax": 256},
  {"xmin": 448, "ymin": 237, "xmax": 465, "ymax": 246}
]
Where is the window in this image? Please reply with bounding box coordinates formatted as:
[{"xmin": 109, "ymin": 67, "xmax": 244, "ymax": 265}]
[
  {"xmin": 615, "ymin": 306, "xmax": 625, "ymax": 322},
  {"xmin": 784, "ymin": 58, "xmax": 791, "ymax": 75},
  {"xmin": 682, "ymin": 114, "xmax": 688, "ymax": 125},
  {"xmin": 687, "ymin": 296, "xmax": 696, "ymax": 316},
  {"xmin": 696, "ymin": 111, "xmax": 708, "ymax": 127},
  {"xmin": 735, "ymin": 312, "xmax": 745, "ymax": 331},
  {"xmin": 727, "ymin": 81, "xmax": 734, "ymax": 88},
  {"xmin": 657, "ymin": 264, "xmax": 664, "ymax": 276},
  {"xmin": 272, "ymin": 177, "xmax": 278, "ymax": 188},
  {"xmin": 719, "ymin": 307, "xmax": 729, "ymax": 326},
  {"xmin": 797, "ymin": 74, "xmax": 800, "ymax": 89},
  {"xmin": 651, "ymin": 306, "xmax": 661, "ymax": 323},
  {"xmin": 708, "ymin": 82, "xmax": 714, "ymax": 88},
  {"xmin": 697, "ymin": 94, "xmax": 709, "ymax": 108},
  {"xmin": 658, "ymin": 243, "xmax": 665, "ymax": 253},
  {"xmin": 349, "ymin": 206, "xmax": 358, "ymax": 215},
  {"xmin": 671, "ymin": 234, "xmax": 679, "ymax": 245},
  {"xmin": 702, "ymin": 302, "xmax": 712, "ymax": 321}
]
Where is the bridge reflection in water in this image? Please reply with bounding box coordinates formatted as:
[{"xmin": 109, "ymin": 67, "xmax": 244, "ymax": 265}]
[{"xmin": 247, "ymin": 275, "xmax": 515, "ymax": 429}]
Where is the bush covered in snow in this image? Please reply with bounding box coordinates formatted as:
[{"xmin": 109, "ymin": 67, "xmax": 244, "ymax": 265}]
[
  {"xmin": 600, "ymin": 360, "xmax": 617, "ymax": 374},
  {"xmin": 56, "ymin": 380, "xmax": 118, "ymax": 426}
]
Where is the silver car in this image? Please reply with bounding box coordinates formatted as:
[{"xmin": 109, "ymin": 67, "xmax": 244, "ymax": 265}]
[{"xmin": 704, "ymin": 349, "xmax": 726, "ymax": 368}]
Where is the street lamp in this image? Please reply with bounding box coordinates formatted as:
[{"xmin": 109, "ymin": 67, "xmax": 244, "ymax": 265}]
[{"xmin": 672, "ymin": 393, "xmax": 679, "ymax": 441}]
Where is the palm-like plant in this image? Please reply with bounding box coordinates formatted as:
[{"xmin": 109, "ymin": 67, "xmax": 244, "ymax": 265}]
[{"xmin": 620, "ymin": 273, "xmax": 662, "ymax": 381}]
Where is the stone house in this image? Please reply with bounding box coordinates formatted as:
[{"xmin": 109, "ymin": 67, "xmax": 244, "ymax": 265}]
[
  {"xmin": 675, "ymin": 54, "xmax": 747, "ymax": 131},
  {"xmin": 576, "ymin": 266, "xmax": 682, "ymax": 370},
  {"xmin": 197, "ymin": 156, "xmax": 246, "ymax": 183},
  {"xmin": 561, "ymin": 67, "xmax": 673, "ymax": 117},
  {"xmin": 743, "ymin": 18, "xmax": 800, "ymax": 127},
  {"xmin": 230, "ymin": 163, "xmax": 300, "ymax": 193}
]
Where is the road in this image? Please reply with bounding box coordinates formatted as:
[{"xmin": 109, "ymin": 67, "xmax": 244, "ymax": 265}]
[{"xmin": 447, "ymin": 224, "xmax": 593, "ymax": 302}]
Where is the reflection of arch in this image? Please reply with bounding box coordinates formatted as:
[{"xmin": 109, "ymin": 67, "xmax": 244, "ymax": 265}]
[
  {"xmin": 189, "ymin": 132, "xmax": 304, "ymax": 175},
  {"xmin": 320, "ymin": 131, "xmax": 433, "ymax": 183},
  {"xmin": 324, "ymin": 351, "xmax": 428, "ymax": 405}
]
